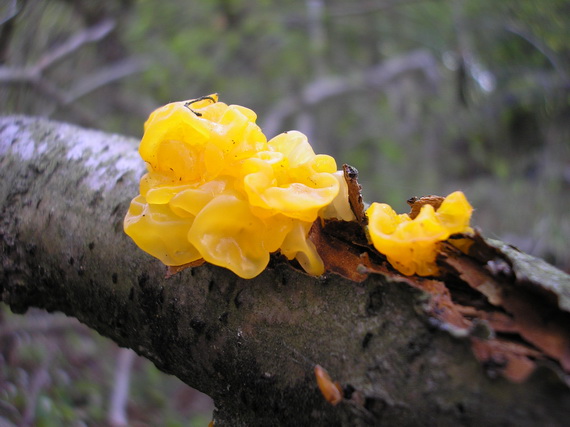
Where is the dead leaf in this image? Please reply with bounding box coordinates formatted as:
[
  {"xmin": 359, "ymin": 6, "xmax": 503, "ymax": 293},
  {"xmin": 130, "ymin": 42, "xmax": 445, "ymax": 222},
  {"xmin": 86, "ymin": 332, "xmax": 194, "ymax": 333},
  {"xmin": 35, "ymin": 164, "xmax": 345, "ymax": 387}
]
[{"xmin": 309, "ymin": 220, "xmax": 387, "ymax": 282}]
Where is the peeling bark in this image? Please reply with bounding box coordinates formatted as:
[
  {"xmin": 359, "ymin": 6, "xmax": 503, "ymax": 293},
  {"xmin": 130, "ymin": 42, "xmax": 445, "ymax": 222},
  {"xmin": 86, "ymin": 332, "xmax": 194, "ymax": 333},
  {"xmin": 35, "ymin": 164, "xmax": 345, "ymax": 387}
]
[{"xmin": 1, "ymin": 116, "xmax": 569, "ymax": 426}]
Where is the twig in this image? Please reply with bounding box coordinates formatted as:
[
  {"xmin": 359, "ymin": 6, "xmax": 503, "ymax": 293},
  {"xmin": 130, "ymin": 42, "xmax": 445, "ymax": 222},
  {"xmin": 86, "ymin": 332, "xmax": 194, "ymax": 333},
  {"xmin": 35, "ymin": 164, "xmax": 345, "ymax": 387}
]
[{"xmin": 108, "ymin": 348, "xmax": 136, "ymax": 427}]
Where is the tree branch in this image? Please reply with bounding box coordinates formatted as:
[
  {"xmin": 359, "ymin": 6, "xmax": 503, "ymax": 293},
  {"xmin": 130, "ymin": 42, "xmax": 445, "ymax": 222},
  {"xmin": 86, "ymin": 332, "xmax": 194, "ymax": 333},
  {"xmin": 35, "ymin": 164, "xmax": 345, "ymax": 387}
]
[{"xmin": 0, "ymin": 116, "xmax": 569, "ymax": 426}]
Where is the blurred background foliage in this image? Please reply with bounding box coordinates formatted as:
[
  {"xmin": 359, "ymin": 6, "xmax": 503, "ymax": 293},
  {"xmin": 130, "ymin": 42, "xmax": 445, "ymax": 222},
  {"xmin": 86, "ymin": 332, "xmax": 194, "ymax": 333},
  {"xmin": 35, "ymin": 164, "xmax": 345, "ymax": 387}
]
[
  {"xmin": 0, "ymin": 0, "xmax": 569, "ymax": 424},
  {"xmin": 0, "ymin": 307, "xmax": 213, "ymax": 426}
]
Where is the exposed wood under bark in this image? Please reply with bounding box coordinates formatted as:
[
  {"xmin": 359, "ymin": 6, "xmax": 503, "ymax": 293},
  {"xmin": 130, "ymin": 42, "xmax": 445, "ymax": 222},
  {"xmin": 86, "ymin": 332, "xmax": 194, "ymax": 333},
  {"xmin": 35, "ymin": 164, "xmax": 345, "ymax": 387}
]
[{"xmin": 1, "ymin": 116, "xmax": 569, "ymax": 426}]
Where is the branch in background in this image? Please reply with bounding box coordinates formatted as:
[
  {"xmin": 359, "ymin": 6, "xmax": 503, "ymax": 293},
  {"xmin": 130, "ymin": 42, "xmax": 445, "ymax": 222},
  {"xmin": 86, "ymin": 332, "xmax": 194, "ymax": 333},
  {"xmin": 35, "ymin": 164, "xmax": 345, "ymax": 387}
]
[
  {"xmin": 108, "ymin": 348, "xmax": 136, "ymax": 427},
  {"xmin": 261, "ymin": 49, "xmax": 440, "ymax": 137},
  {"xmin": 0, "ymin": 19, "xmax": 115, "ymax": 83},
  {"xmin": 505, "ymin": 22, "xmax": 567, "ymax": 79},
  {"xmin": 0, "ymin": 0, "xmax": 27, "ymax": 64},
  {"xmin": 0, "ymin": 0, "xmax": 25, "ymax": 27},
  {"xmin": 35, "ymin": 18, "xmax": 115, "ymax": 73},
  {"xmin": 0, "ymin": 18, "xmax": 146, "ymax": 127}
]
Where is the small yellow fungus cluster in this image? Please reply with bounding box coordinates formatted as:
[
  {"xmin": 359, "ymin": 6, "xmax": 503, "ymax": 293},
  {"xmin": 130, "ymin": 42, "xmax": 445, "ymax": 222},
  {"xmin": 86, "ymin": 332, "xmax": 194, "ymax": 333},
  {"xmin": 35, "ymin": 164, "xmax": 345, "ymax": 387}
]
[
  {"xmin": 124, "ymin": 94, "xmax": 341, "ymax": 279},
  {"xmin": 366, "ymin": 191, "xmax": 473, "ymax": 276}
]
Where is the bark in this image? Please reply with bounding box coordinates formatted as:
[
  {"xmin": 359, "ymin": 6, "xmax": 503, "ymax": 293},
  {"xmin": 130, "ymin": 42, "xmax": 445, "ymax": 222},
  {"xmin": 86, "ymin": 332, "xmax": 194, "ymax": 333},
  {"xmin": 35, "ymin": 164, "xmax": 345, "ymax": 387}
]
[{"xmin": 1, "ymin": 116, "xmax": 569, "ymax": 426}]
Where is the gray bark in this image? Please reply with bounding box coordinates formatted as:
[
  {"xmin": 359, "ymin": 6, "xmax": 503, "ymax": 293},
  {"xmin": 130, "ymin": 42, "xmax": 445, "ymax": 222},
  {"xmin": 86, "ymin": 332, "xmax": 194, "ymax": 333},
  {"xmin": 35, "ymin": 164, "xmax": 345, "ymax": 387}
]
[{"xmin": 1, "ymin": 116, "xmax": 569, "ymax": 426}]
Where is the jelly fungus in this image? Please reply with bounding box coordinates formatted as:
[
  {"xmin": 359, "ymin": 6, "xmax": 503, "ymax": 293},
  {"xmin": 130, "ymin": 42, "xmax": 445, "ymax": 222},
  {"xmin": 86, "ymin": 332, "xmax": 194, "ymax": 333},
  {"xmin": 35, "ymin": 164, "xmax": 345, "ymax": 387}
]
[
  {"xmin": 366, "ymin": 191, "xmax": 473, "ymax": 276},
  {"xmin": 124, "ymin": 95, "xmax": 344, "ymax": 278}
]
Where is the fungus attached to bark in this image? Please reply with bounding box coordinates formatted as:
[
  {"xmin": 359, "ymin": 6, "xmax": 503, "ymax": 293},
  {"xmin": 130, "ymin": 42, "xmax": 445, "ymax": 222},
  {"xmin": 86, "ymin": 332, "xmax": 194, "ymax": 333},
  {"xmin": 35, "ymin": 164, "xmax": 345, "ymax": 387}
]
[
  {"xmin": 366, "ymin": 191, "xmax": 473, "ymax": 276},
  {"xmin": 124, "ymin": 95, "xmax": 343, "ymax": 278},
  {"xmin": 314, "ymin": 364, "xmax": 343, "ymax": 406}
]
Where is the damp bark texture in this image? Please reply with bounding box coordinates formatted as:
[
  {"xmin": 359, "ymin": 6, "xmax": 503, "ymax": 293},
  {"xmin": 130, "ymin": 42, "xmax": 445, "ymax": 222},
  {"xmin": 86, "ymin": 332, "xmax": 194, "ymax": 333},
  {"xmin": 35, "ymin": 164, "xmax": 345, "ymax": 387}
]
[{"xmin": 1, "ymin": 116, "xmax": 569, "ymax": 426}]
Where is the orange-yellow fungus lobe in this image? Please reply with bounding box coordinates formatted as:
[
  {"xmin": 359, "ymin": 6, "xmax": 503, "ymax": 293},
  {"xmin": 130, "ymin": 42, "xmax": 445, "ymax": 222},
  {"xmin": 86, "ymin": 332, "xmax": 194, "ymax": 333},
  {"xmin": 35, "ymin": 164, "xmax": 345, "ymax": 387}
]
[
  {"xmin": 124, "ymin": 95, "xmax": 345, "ymax": 278},
  {"xmin": 124, "ymin": 195, "xmax": 201, "ymax": 266},
  {"xmin": 188, "ymin": 195, "xmax": 290, "ymax": 279},
  {"xmin": 314, "ymin": 364, "xmax": 343, "ymax": 406},
  {"xmin": 366, "ymin": 191, "xmax": 473, "ymax": 276},
  {"xmin": 243, "ymin": 131, "xmax": 339, "ymax": 223}
]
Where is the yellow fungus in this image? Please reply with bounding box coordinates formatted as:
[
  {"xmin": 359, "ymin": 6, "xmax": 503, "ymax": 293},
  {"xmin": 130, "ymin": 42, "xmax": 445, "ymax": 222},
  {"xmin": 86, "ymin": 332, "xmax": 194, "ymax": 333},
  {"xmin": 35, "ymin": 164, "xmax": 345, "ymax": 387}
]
[
  {"xmin": 124, "ymin": 95, "xmax": 343, "ymax": 278},
  {"xmin": 366, "ymin": 191, "xmax": 473, "ymax": 276},
  {"xmin": 243, "ymin": 131, "xmax": 339, "ymax": 222},
  {"xmin": 123, "ymin": 195, "xmax": 201, "ymax": 266},
  {"xmin": 188, "ymin": 195, "xmax": 292, "ymax": 279},
  {"xmin": 280, "ymin": 221, "xmax": 324, "ymax": 276},
  {"xmin": 319, "ymin": 170, "xmax": 357, "ymax": 221}
]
